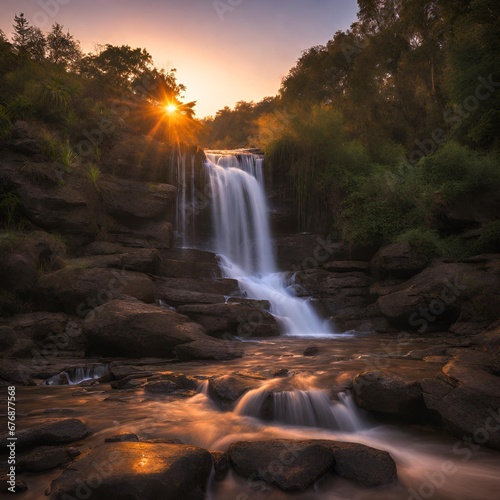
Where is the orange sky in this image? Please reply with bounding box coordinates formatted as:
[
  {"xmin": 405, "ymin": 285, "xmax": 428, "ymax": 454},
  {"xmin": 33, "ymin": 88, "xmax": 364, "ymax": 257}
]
[{"xmin": 0, "ymin": 0, "xmax": 359, "ymax": 118}]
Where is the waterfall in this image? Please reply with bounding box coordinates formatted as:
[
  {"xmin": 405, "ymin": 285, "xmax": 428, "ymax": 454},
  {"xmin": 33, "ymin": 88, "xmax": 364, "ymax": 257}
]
[
  {"xmin": 205, "ymin": 152, "xmax": 336, "ymax": 337},
  {"xmin": 234, "ymin": 385, "xmax": 366, "ymax": 432},
  {"xmin": 43, "ymin": 365, "xmax": 109, "ymax": 385}
]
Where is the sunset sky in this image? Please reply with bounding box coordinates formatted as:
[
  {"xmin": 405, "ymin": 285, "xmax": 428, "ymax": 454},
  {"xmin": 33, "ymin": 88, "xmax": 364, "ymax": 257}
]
[{"xmin": 0, "ymin": 0, "xmax": 359, "ymax": 118}]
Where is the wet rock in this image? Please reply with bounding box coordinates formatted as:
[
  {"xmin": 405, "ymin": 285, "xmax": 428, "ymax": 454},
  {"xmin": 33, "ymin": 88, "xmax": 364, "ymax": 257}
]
[
  {"xmin": 148, "ymin": 372, "xmax": 199, "ymax": 391},
  {"xmin": 303, "ymin": 346, "xmax": 319, "ymax": 356},
  {"xmin": 142, "ymin": 438, "xmax": 184, "ymax": 444},
  {"xmin": 104, "ymin": 433, "xmax": 139, "ymax": 443},
  {"xmin": 0, "ymin": 418, "xmax": 88, "ymax": 451},
  {"xmin": 110, "ymin": 366, "xmax": 154, "ymax": 380},
  {"xmin": 228, "ymin": 439, "xmax": 396, "ymax": 491},
  {"xmin": 226, "ymin": 297, "xmax": 271, "ymax": 309},
  {"xmin": 156, "ymin": 276, "xmax": 239, "ymax": 296},
  {"xmin": 110, "ymin": 375, "xmax": 147, "ymax": 390},
  {"xmin": 228, "ymin": 439, "xmax": 334, "ymax": 491},
  {"xmin": 370, "ymin": 242, "xmax": 429, "ymax": 280},
  {"xmin": 177, "ymin": 303, "xmax": 280, "ymax": 338},
  {"xmin": 352, "ymin": 371, "xmax": 429, "ymax": 420},
  {"xmin": 421, "ymin": 353, "xmax": 500, "ymax": 450},
  {"xmin": 48, "ymin": 442, "xmax": 212, "ymax": 500},
  {"xmin": 38, "ymin": 266, "xmax": 155, "ymax": 314},
  {"xmin": 321, "ymin": 441, "xmax": 397, "ymax": 486},
  {"xmin": 18, "ymin": 446, "xmax": 80, "ymax": 472},
  {"xmin": 211, "ymin": 451, "xmax": 229, "ymax": 481},
  {"xmin": 144, "ymin": 380, "xmax": 179, "ymax": 394},
  {"xmin": 208, "ymin": 375, "xmax": 260, "ymax": 408},
  {"xmin": 83, "ymin": 297, "xmax": 207, "ymax": 357},
  {"xmin": 174, "ymin": 339, "xmax": 244, "ymax": 361},
  {"xmin": 272, "ymin": 368, "xmax": 290, "ymax": 378}
]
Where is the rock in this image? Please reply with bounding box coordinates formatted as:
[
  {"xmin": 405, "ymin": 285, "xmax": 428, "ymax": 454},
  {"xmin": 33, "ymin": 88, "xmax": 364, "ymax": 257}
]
[
  {"xmin": 175, "ymin": 339, "xmax": 244, "ymax": 361},
  {"xmin": 177, "ymin": 303, "xmax": 280, "ymax": 338},
  {"xmin": 228, "ymin": 439, "xmax": 334, "ymax": 491},
  {"xmin": 323, "ymin": 261, "xmax": 370, "ymax": 273},
  {"xmin": 83, "ymin": 297, "xmax": 207, "ymax": 357},
  {"xmin": 376, "ymin": 259, "xmax": 500, "ymax": 331},
  {"xmin": 321, "ymin": 441, "xmax": 397, "ymax": 486},
  {"xmin": 104, "ymin": 433, "xmax": 139, "ymax": 443},
  {"xmin": 110, "ymin": 366, "xmax": 154, "ymax": 380},
  {"xmin": 159, "ymin": 289, "xmax": 225, "ymax": 307},
  {"xmin": 160, "ymin": 259, "xmax": 221, "ymax": 279},
  {"xmin": 421, "ymin": 354, "xmax": 500, "ymax": 450},
  {"xmin": 210, "ymin": 451, "xmax": 229, "ymax": 481},
  {"xmin": 144, "ymin": 380, "xmax": 179, "ymax": 394},
  {"xmin": 208, "ymin": 375, "xmax": 259, "ymax": 408},
  {"xmin": 227, "ymin": 297, "xmax": 271, "ymax": 309},
  {"xmin": 272, "ymin": 368, "xmax": 290, "ymax": 378},
  {"xmin": 38, "ymin": 266, "xmax": 155, "ymax": 314},
  {"xmin": 49, "ymin": 442, "xmax": 212, "ymax": 500},
  {"xmin": 0, "ymin": 419, "xmax": 88, "ymax": 451},
  {"xmin": 18, "ymin": 446, "xmax": 80, "ymax": 472},
  {"xmin": 148, "ymin": 372, "xmax": 199, "ymax": 391},
  {"xmin": 0, "ymin": 326, "xmax": 17, "ymax": 351},
  {"xmin": 370, "ymin": 242, "xmax": 429, "ymax": 280},
  {"xmin": 303, "ymin": 346, "xmax": 319, "ymax": 356},
  {"xmin": 111, "ymin": 375, "xmax": 148, "ymax": 390},
  {"xmin": 352, "ymin": 371, "xmax": 429, "ymax": 420},
  {"xmin": 228, "ymin": 440, "xmax": 396, "ymax": 492}
]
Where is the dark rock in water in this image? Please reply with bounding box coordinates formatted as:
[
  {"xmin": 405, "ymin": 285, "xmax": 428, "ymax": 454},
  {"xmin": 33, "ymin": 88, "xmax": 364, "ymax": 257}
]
[
  {"xmin": 110, "ymin": 375, "xmax": 147, "ymax": 390},
  {"xmin": 210, "ymin": 450, "xmax": 229, "ymax": 481},
  {"xmin": 156, "ymin": 276, "xmax": 240, "ymax": 297},
  {"xmin": 0, "ymin": 475, "xmax": 28, "ymax": 494},
  {"xmin": 421, "ymin": 349, "xmax": 500, "ymax": 450},
  {"xmin": 48, "ymin": 442, "xmax": 212, "ymax": 500},
  {"xmin": 0, "ymin": 418, "xmax": 88, "ymax": 451},
  {"xmin": 148, "ymin": 371, "xmax": 199, "ymax": 391},
  {"xmin": 228, "ymin": 439, "xmax": 397, "ymax": 491},
  {"xmin": 320, "ymin": 441, "xmax": 397, "ymax": 486},
  {"xmin": 208, "ymin": 375, "xmax": 260, "ymax": 408},
  {"xmin": 226, "ymin": 297, "xmax": 271, "ymax": 310},
  {"xmin": 303, "ymin": 345, "xmax": 319, "ymax": 356},
  {"xmin": 272, "ymin": 368, "xmax": 290, "ymax": 378},
  {"xmin": 370, "ymin": 242, "xmax": 429, "ymax": 280},
  {"xmin": 177, "ymin": 303, "xmax": 280, "ymax": 338},
  {"xmin": 18, "ymin": 446, "xmax": 80, "ymax": 472},
  {"xmin": 142, "ymin": 438, "xmax": 184, "ymax": 444},
  {"xmin": 144, "ymin": 380, "xmax": 179, "ymax": 394},
  {"xmin": 83, "ymin": 297, "xmax": 207, "ymax": 358},
  {"xmin": 104, "ymin": 433, "xmax": 139, "ymax": 443},
  {"xmin": 174, "ymin": 339, "xmax": 244, "ymax": 361},
  {"xmin": 110, "ymin": 365, "xmax": 154, "ymax": 380},
  {"xmin": 352, "ymin": 370, "xmax": 430, "ymax": 421},
  {"xmin": 228, "ymin": 439, "xmax": 334, "ymax": 491}
]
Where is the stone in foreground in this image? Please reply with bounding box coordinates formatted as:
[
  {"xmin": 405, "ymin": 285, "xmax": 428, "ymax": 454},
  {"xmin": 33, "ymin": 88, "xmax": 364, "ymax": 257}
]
[
  {"xmin": 228, "ymin": 439, "xmax": 397, "ymax": 491},
  {"xmin": 49, "ymin": 442, "xmax": 212, "ymax": 500}
]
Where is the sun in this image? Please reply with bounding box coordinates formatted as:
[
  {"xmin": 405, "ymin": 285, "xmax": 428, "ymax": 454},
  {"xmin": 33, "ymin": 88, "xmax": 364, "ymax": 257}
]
[{"xmin": 165, "ymin": 103, "xmax": 177, "ymax": 114}]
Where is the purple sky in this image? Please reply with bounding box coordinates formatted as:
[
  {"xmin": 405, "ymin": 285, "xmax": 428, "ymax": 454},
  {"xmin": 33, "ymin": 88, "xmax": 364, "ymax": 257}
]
[{"xmin": 0, "ymin": 0, "xmax": 359, "ymax": 117}]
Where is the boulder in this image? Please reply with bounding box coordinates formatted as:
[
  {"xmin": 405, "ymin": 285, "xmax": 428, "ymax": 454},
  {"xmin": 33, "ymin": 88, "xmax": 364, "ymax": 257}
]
[
  {"xmin": 83, "ymin": 298, "xmax": 207, "ymax": 357},
  {"xmin": 38, "ymin": 266, "xmax": 155, "ymax": 314},
  {"xmin": 228, "ymin": 439, "xmax": 334, "ymax": 491},
  {"xmin": 208, "ymin": 375, "xmax": 260, "ymax": 408},
  {"xmin": 376, "ymin": 259, "xmax": 500, "ymax": 331},
  {"xmin": 370, "ymin": 242, "xmax": 429, "ymax": 280},
  {"xmin": 48, "ymin": 442, "xmax": 212, "ymax": 500},
  {"xmin": 0, "ymin": 418, "xmax": 88, "ymax": 451},
  {"xmin": 421, "ymin": 353, "xmax": 500, "ymax": 450},
  {"xmin": 174, "ymin": 339, "xmax": 244, "ymax": 361},
  {"xmin": 321, "ymin": 441, "xmax": 397, "ymax": 486},
  {"xmin": 211, "ymin": 451, "xmax": 229, "ymax": 481},
  {"xmin": 104, "ymin": 434, "xmax": 140, "ymax": 443},
  {"xmin": 18, "ymin": 446, "xmax": 80, "ymax": 472},
  {"xmin": 352, "ymin": 371, "xmax": 429, "ymax": 420},
  {"xmin": 177, "ymin": 303, "xmax": 280, "ymax": 338},
  {"xmin": 227, "ymin": 439, "xmax": 396, "ymax": 491}
]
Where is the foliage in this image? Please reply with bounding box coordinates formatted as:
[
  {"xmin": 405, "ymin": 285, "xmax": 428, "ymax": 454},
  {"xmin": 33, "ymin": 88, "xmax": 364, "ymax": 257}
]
[
  {"xmin": 46, "ymin": 23, "xmax": 82, "ymax": 68},
  {"xmin": 0, "ymin": 104, "xmax": 12, "ymax": 138},
  {"xmin": 85, "ymin": 162, "xmax": 102, "ymax": 189},
  {"xmin": 0, "ymin": 190, "xmax": 21, "ymax": 228}
]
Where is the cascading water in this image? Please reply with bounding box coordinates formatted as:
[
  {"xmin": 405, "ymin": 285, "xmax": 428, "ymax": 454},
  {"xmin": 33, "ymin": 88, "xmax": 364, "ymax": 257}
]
[{"xmin": 204, "ymin": 152, "xmax": 337, "ymax": 337}]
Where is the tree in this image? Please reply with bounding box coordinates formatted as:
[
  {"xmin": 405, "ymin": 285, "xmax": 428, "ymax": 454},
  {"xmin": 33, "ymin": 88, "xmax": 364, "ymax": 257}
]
[
  {"xmin": 78, "ymin": 45, "xmax": 154, "ymax": 90},
  {"xmin": 12, "ymin": 13, "xmax": 46, "ymax": 61},
  {"xmin": 47, "ymin": 23, "xmax": 82, "ymax": 68},
  {"xmin": 12, "ymin": 13, "xmax": 32, "ymax": 53}
]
